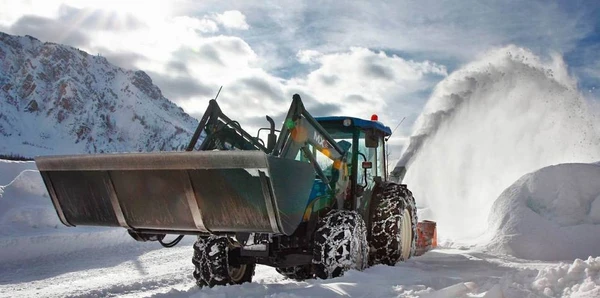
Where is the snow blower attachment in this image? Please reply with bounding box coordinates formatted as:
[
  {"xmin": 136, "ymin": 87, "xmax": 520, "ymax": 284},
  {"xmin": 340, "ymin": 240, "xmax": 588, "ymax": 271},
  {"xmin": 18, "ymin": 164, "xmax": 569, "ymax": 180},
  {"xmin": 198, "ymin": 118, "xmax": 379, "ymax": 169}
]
[
  {"xmin": 415, "ymin": 220, "xmax": 438, "ymax": 256},
  {"xmin": 36, "ymin": 94, "xmax": 424, "ymax": 287}
]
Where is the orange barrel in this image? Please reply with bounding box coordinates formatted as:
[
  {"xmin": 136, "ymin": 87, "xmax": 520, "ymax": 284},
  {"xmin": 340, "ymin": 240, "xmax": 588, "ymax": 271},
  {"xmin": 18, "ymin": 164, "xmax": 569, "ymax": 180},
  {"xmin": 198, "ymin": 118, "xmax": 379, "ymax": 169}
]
[{"xmin": 415, "ymin": 220, "xmax": 437, "ymax": 256}]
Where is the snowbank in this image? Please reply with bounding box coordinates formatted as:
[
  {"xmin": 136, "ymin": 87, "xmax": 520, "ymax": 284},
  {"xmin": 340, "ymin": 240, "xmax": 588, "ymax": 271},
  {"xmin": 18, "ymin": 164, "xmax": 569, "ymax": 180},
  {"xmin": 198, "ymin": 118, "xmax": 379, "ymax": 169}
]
[
  {"xmin": 0, "ymin": 160, "xmax": 132, "ymax": 263},
  {"xmin": 487, "ymin": 163, "xmax": 600, "ymax": 261},
  {"xmin": 398, "ymin": 46, "xmax": 600, "ymax": 241},
  {"xmin": 529, "ymin": 257, "xmax": 600, "ymax": 297},
  {"xmin": 496, "ymin": 257, "xmax": 600, "ymax": 297}
]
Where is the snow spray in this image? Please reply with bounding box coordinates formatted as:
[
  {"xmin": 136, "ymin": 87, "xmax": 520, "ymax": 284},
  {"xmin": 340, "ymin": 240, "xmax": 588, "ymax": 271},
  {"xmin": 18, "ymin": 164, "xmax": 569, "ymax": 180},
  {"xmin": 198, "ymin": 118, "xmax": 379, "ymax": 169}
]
[{"xmin": 398, "ymin": 46, "xmax": 600, "ymax": 241}]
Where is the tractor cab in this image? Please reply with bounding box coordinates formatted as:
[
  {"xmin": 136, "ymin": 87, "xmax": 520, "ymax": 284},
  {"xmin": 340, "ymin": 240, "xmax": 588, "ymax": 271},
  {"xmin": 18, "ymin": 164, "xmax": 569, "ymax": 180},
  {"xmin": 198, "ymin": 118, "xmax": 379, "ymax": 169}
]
[{"xmin": 313, "ymin": 116, "xmax": 392, "ymax": 203}]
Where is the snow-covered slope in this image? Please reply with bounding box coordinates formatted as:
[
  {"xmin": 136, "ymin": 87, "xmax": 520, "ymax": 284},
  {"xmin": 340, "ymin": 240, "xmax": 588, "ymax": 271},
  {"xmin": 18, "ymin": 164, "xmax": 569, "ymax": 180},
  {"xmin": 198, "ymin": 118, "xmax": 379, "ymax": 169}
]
[
  {"xmin": 0, "ymin": 32, "xmax": 198, "ymax": 157},
  {"xmin": 487, "ymin": 162, "xmax": 600, "ymax": 261},
  {"xmin": 0, "ymin": 160, "xmax": 133, "ymax": 263}
]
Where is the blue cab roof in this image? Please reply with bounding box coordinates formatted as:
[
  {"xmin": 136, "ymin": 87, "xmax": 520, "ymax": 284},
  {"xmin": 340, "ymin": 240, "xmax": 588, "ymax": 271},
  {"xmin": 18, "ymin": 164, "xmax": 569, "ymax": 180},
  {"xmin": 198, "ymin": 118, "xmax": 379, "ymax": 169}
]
[{"xmin": 315, "ymin": 116, "xmax": 392, "ymax": 136}]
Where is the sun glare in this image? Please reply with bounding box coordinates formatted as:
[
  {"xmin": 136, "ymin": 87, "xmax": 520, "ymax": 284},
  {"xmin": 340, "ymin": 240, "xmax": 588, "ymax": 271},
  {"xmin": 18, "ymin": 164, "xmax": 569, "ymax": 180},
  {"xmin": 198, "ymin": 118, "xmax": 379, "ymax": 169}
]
[{"xmin": 64, "ymin": 0, "xmax": 172, "ymax": 22}]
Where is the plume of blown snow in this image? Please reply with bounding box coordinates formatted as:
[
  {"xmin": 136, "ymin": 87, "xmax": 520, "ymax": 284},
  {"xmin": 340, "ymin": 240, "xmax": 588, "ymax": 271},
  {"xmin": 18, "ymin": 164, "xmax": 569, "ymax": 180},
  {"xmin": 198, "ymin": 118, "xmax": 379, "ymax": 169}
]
[{"xmin": 398, "ymin": 45, "xmax": 600, "ymax": 241}]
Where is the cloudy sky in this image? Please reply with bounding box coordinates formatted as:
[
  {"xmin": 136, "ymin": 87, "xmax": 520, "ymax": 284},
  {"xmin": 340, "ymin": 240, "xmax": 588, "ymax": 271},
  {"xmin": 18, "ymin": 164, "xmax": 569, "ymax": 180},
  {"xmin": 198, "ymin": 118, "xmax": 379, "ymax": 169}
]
[{"xmin": 1, "ymin": 0, "xmax": 599, "ymax": 160}]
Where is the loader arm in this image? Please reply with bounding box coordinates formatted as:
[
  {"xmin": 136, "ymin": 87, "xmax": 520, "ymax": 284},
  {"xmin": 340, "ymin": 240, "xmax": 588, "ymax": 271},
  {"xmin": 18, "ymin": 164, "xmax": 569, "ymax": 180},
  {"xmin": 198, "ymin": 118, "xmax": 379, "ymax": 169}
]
[
  {"xmin": 272, "ymin": 94, "xmax": 349, "ymax": 207},
  {"xmin": 276, "ymin": 95, "xmax": 347, "ymax": 175},
  {"xmin": 186, "ymin": 99, "xmax": 268, "ymax": 152},
  {"xmin": 189, "ymin": 94, "xmax": 348, "ymax": 192},
  {"xmin": 275, "ymin": 95, "xmax": 345, "ymax": 160}
]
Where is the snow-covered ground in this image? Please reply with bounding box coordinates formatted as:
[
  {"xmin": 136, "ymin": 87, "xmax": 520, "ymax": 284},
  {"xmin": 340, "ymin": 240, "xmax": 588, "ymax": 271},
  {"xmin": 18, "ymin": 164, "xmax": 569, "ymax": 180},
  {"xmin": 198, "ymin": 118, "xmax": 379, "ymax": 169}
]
[
  {"xmin": 1, "ymin": 159, "xmax": 599, "ymax": 297},
  {"xmin": 1, "ymin": 220, "xmax": 598, "ymax": 298}
]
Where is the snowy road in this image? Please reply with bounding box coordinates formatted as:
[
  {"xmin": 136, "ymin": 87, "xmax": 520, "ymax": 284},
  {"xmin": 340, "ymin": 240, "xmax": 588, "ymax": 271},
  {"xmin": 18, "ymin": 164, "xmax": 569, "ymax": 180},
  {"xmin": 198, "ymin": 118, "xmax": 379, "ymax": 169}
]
[
  {"xmin": 0, "ymin": 238, "xmax": 197, "ymax": 298},
  {"xmin": 0, "ymin": 238, "xmax": 576, "ymax": 298}
]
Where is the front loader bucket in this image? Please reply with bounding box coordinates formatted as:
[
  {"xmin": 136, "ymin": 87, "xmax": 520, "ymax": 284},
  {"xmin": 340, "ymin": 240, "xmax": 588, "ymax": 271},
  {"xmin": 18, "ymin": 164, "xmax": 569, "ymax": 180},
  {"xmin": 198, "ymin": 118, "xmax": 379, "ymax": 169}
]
[{"xmin": 35, "ymin": 151, "xmax": 315, "ymax": 236}]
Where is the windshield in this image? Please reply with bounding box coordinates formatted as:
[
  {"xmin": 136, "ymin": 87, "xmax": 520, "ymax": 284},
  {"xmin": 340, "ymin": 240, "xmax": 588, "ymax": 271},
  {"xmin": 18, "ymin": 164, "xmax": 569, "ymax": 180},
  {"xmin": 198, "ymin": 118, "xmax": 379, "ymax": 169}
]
[{"xmin": 318, "ymin": 131, "xmax": 385, "ymax": 184}]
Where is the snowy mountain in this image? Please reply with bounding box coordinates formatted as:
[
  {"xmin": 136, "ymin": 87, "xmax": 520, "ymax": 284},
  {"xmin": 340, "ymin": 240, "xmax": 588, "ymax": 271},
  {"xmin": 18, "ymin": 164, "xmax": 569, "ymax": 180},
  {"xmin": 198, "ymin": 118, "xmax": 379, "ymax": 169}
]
[{"xmin": 0, "ymin": 32, "xmax": 199, "ymax": 157}]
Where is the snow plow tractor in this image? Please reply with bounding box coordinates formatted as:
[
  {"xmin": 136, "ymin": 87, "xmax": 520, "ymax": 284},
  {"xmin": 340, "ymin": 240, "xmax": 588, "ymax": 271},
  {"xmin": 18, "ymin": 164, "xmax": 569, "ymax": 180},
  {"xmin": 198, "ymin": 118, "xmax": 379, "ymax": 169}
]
[{"xmin": 35, "ymin": 94, "xmax": 419, "ymax": 287}]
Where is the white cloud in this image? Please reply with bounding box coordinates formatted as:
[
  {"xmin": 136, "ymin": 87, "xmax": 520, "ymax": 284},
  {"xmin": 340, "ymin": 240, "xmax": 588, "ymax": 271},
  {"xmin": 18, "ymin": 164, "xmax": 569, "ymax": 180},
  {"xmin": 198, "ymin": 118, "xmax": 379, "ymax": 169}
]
[
  {"xmin": 175, "ymin": 46, "xmax": 446, "ymax": 137},
  {"xmin": 288, "ymin": 48, "xmax": 447, "ymax": 120},
  {"xmin": 0, "ymin": 0, "xmax": 60, "ymax": 26},
  {"xmin": 296, "ymin": 49, "xmax": 322, "ymax": 64},
  {"xmin": 213, "ymin": 10, "xmax": 249, "ymax": 30},
  {"xmin": 171, "ymin": 16, "xmax": 218, "ymax": 33}
]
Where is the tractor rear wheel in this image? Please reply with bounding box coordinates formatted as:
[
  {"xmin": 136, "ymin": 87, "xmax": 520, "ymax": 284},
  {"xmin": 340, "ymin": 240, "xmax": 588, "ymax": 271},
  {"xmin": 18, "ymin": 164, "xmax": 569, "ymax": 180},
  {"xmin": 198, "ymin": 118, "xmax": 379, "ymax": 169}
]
[
  {"xmin": 313, "ymin": 209, "xmax": 369, "ymax": 279},
  {"xmin": 192, "ymin": 235, "xmax": 255, "ymax": 288},
  {"xmin": 369, "ymin": 183, "xmax": 418, "ymax": 265}
]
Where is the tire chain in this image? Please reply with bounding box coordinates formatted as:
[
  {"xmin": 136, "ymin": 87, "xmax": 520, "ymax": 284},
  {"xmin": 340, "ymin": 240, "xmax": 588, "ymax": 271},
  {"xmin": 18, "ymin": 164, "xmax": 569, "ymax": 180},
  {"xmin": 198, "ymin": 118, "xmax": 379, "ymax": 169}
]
[
  {"xmin": 191, "ymin": 235, "xmax": 256, "ymax": 288},
  {"xmin": 370, "ymin": 183, "xmax": 417, "ymax": 265},
  {"xmin": 313, "ymin": 209, "xmax": 369, "ymax": 279},
  {"xmin": 192, "ymin": 235, "xmax": 230, "ymax": 288}
]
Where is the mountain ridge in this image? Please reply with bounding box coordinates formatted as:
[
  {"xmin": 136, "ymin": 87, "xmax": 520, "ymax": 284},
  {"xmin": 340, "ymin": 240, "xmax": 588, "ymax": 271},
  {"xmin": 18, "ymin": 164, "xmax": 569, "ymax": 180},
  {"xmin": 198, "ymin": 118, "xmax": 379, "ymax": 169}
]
[{"xmin": 0, "ymin": 31, "xmax": 199, "ymax": 157}]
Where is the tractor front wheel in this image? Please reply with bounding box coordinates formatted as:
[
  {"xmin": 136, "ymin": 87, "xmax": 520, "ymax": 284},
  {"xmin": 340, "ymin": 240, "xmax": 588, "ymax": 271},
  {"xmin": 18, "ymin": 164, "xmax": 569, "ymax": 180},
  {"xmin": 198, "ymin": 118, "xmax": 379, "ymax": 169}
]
[
  {"xmin": 313, "ymin": 209, "xmax": 369, "ymax": 279},
  {"xmin": 192, "ymin": 235, "xmax": 255, "ymax": 288}
]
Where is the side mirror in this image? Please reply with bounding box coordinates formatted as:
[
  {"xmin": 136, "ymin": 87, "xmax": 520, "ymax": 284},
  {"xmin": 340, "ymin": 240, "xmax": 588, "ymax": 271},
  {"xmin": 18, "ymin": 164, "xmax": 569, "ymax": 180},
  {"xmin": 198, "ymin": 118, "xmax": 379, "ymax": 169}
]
[{"xmin": 365, "ymin": 129, "xmax": 379, "ymax": 148}]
